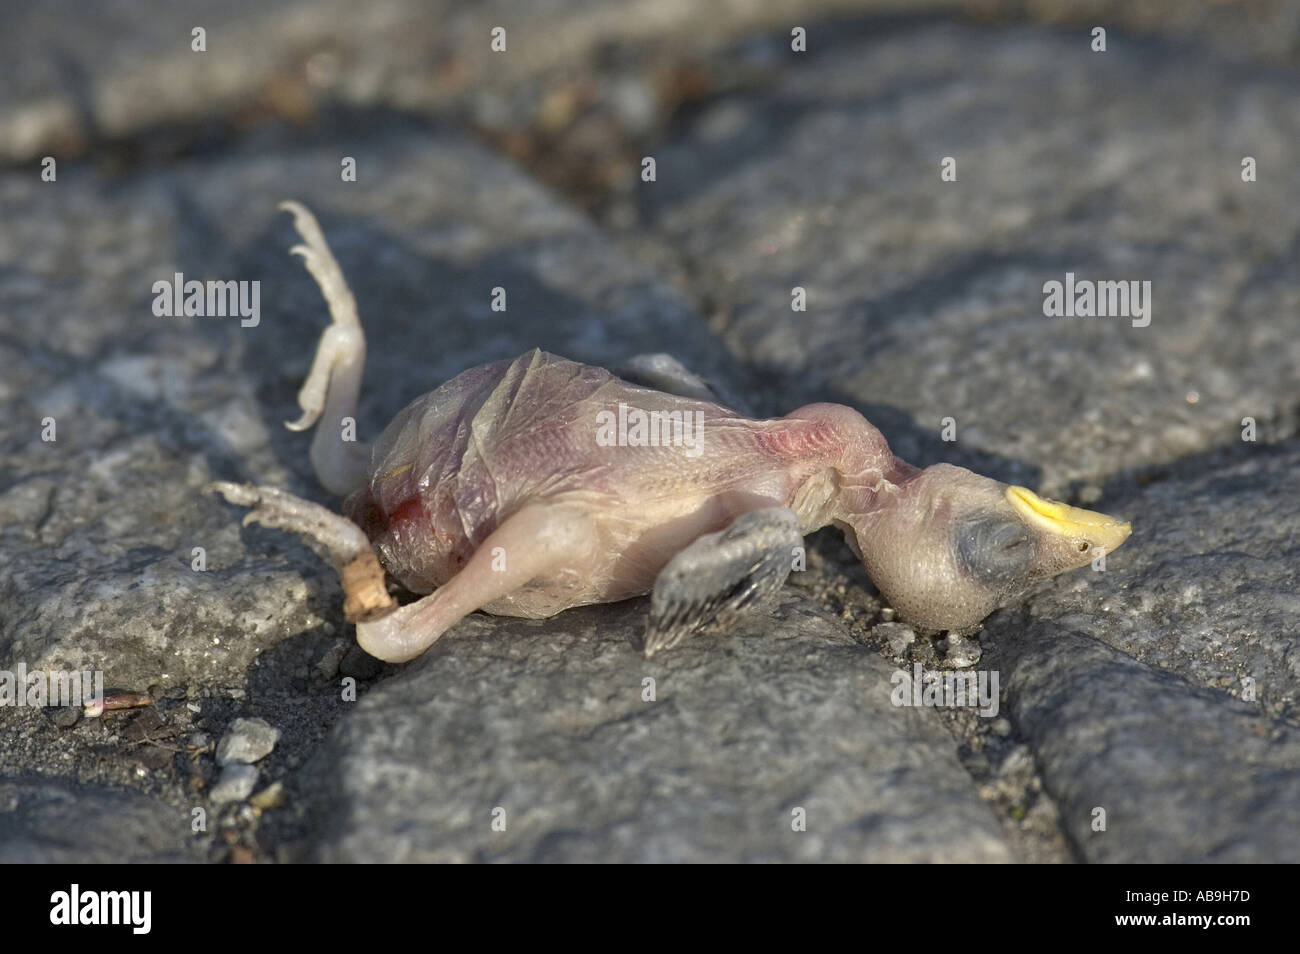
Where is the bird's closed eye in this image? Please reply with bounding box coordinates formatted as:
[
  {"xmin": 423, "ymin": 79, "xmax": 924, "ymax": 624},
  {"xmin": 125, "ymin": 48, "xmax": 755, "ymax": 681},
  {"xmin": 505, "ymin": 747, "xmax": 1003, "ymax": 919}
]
[{"xmin": 957, "ymin": 515, "xmax": 1036, "ymax": 583}]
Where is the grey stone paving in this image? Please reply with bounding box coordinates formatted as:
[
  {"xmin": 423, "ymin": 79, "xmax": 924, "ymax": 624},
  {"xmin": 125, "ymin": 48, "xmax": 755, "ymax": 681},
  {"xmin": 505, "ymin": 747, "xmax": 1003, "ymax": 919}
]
[{"xmin": 1, "ymin": 3, "xmax": 1296, "ymax": 862}]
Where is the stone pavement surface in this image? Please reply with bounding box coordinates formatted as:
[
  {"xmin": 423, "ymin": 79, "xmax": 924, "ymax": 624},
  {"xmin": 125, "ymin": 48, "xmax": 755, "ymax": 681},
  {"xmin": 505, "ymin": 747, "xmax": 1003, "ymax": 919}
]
[{"xmin": 1, "ymin": 2, "xmax": 1296, "ymax": 862}]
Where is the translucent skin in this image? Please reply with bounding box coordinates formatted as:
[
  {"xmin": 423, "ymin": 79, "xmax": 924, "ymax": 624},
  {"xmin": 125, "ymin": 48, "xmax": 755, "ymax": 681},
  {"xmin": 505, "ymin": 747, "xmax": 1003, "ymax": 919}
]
[
  {"xmin": 342, "ymin": 350, "xmax": 906, "ymax": 617},
  {"xmin": 214, "ymin": 204, "xmax": 1130, "ymax": 664},
  {"xmin": 333, "ymin": 348, "xmax": 1131, "ymax": 634}
]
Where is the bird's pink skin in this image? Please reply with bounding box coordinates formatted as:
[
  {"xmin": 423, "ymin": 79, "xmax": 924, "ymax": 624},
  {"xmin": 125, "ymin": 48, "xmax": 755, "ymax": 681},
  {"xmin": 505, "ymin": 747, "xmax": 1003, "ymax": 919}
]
[
  {"xmin": 209, "ymin": 203, "xmax": 1132, "ymax": 663},
  {"xmin": 344, "ymin": 349, "xmax": 912, "ymax": 615}
]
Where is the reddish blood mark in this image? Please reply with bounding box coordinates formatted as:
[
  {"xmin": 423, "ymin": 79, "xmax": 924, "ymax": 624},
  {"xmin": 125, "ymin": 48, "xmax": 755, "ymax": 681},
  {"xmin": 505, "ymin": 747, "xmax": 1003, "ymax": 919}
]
[{"xmin": 384, "ymin": 497, "xmax": 425, "ymax": 531}]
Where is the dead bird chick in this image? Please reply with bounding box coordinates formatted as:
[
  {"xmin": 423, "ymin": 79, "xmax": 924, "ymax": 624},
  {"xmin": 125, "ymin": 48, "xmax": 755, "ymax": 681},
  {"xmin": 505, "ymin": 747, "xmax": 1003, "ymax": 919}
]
[{"xmin": 210, "ymin": 203, "xmax": 1131, "ymax": 662}]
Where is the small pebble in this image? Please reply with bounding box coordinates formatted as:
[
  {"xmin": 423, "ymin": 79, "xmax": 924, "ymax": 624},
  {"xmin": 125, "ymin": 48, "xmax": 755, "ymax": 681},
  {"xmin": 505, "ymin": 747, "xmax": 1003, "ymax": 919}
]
[
  {"xmin": 340, "ymin": 645, "xmax": 384, "ymax": 680},
  {"xmin": 943, "ymin": 632, "xmax": 983, "ymax": 669},
  {"xmin": 50, "ymin": 706, "xmax": 81, "ymax": 728},
  {"xmin": 315, "ymin": 643, "xmax": 349, "ymax": 680},
  {"xmin": 249, "ymin": 781, "xmax": 286, "ymax": 810},
  {"xmin": 216, "ymin": 717, "xmax": 280, "ymax": 766},
  {"xmin": 875, "ymin": 621, "xmax": 916, "ymax": 656},
  {"xmin": 210, "ymin": 763, "xmax": 259, "ymax": 804}
]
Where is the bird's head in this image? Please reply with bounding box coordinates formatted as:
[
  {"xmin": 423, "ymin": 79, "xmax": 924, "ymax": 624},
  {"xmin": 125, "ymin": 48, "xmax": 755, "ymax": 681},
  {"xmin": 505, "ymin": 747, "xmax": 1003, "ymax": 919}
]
[{"xmin": 844, "ymin": 463, "xmax": 1131, "ymax": 631}]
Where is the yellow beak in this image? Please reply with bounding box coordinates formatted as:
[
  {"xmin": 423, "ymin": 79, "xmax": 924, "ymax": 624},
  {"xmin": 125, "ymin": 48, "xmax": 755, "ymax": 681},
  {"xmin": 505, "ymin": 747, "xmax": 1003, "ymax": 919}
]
[{"xmin": 1006, "ymin": 486, "xmax": 1132, "ymax": 554}]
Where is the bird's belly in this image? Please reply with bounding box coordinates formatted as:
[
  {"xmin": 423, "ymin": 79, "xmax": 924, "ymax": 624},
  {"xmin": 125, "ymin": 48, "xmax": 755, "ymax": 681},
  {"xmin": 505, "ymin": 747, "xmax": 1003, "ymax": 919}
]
[{"xmin": 480, "ymin": 484, "xmax": 789, "ymax": 617}]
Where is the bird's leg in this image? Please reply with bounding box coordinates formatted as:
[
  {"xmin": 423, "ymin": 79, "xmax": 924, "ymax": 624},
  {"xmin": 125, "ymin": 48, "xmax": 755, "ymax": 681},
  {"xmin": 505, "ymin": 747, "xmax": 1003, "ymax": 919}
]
[
  {"xmin": 279, "ymin": 201, "xmax": 371, "ymax": 497},
  {"xmin": 352, "ymin": 502, "xmax": 600, "ymax": 663},
  {"xmin": 205, "ymin": 481, "xmax": 396, "ymax": 622},
  {"xmin": 616, "ymin": 353, "xmax": 752, "ymax": 415},
  {"xmin": 206, "ymin": 487, "xmax": 604, "ymax": 663},
  {"xmin": 643, "ymin": 506, "xmax": 805, "ymax": 657}
]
